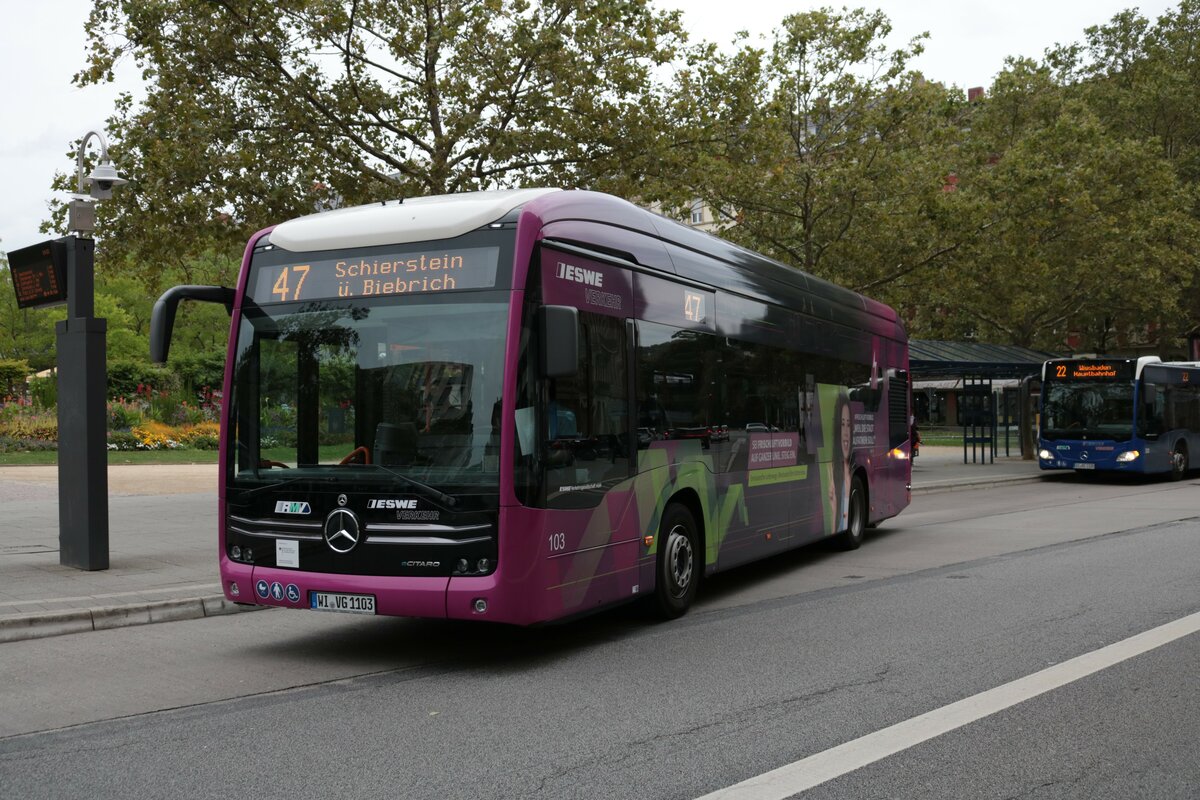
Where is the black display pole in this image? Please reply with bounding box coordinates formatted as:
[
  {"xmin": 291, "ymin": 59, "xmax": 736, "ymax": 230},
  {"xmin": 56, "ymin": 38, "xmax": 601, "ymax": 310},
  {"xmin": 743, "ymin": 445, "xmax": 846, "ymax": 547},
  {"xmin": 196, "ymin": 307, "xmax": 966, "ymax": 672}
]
[{"xmin": 55, "ymin": 235, "xmax": 109, "ymax": 570}]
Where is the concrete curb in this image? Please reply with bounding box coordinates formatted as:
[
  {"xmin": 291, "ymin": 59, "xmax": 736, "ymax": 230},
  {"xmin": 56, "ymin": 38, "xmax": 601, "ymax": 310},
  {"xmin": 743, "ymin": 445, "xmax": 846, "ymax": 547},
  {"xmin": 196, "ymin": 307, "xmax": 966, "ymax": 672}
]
[
  {"xmin": 0, "ymin": 596, "xmax": 267, "ymax": 644},
  {"xmin": 913, "ymin": 474, "xmax": 1044, "ymax": 496}
]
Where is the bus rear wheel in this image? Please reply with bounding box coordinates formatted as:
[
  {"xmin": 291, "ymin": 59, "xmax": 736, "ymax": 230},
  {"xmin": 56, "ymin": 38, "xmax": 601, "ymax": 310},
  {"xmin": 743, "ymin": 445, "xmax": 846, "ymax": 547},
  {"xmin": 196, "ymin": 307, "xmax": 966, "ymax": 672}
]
[
  {"xmin": 653, "ymin": 504, "xmax": 699, "ymax": 619},
  {"xmin": 1170, "ymin": 442, "xmax": 1188, "ymax": 481},
  {"xmin": 834, "ymin": 475, "xmax": 867, "ymax": 551}
]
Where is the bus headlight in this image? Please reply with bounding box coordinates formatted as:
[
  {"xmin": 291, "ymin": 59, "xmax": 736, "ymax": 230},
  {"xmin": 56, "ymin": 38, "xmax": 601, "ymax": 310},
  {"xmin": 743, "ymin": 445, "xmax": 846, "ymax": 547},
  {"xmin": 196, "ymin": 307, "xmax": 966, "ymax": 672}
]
[
  {"xmin": 1038, "ymin": 449, "xmax": 1053, "ymax": 460},
  {"xmin": 1116, "ymin": 450, "xmax": 1141, "ymax": 462},
  {"xmin": 890, "ymin": 447, "xmax": 909, "ymax": 460}
]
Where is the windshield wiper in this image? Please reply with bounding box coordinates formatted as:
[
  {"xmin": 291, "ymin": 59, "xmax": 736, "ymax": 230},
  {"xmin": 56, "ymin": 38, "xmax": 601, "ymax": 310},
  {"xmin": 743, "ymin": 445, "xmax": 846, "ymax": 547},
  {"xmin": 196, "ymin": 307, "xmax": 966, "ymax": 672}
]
[
  {"xmin": 364, "ymin": 463, "xmax": 459, "ymax": 508},
  {"xmin": 235, "ymin": 473, "xmax": 337, "ymax": 498},
  {"xmin": 231, "ymin": 464, "xmax": 457, "ymax": 508}
]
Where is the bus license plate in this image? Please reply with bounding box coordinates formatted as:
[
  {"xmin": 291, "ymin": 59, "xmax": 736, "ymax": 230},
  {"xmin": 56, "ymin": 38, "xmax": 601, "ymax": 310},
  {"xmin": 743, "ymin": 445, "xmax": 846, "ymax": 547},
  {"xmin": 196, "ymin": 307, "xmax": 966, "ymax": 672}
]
[
  {"xmin": 310, "ymin": 592, "xmax": 376, "ymax": 614},
  {"xmin": 1073, "ymin": 463, "xmax": 1096, "ymax": 470}
]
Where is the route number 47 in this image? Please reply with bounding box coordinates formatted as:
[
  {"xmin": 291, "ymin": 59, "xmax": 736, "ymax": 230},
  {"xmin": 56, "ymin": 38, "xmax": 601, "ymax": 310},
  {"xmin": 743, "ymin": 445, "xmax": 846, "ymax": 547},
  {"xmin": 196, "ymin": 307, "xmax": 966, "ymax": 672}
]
[{"xmin": 273, "ymin": 265, "xmax": 311, "ymax": 302}]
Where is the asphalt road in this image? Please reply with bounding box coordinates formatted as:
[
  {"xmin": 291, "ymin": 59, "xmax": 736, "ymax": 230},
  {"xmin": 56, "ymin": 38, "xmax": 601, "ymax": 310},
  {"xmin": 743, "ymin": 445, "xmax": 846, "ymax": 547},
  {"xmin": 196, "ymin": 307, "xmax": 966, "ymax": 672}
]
[{"xmin": 2, "ymin": 475, "xmax": 1198, "ymax": 799}]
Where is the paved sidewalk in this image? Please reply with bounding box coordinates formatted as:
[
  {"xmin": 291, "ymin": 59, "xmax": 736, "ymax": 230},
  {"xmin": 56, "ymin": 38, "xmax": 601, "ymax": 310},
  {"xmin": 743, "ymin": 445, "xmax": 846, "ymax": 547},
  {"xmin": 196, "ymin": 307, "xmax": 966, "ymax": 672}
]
[
  {"xmin": 0, "ymin": 447, "xmax": 1041, "ymax": 643},
  {"xmin": 910, "ymin": 443, "xmax": 1043, "ymax": 493}
]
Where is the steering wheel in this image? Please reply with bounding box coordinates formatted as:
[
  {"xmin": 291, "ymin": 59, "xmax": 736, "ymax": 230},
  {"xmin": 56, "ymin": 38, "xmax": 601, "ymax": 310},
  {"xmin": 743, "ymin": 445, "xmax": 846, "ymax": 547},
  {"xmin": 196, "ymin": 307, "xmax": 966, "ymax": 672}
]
[
  {"xmin": 258, "ymin": 459, "xmax": 290, "ymax": 469},
  {"xmin": 339, "ymin": 446, "xmax": 371, "ymax": 465}
]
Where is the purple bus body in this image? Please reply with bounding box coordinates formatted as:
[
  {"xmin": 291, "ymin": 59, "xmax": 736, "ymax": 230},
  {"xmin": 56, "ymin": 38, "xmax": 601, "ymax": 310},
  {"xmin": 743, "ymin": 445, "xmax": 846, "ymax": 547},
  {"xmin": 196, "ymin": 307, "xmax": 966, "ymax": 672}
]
[{"xmin": 217, "ymin": 192, "xmax": 911, "ymax": 625}]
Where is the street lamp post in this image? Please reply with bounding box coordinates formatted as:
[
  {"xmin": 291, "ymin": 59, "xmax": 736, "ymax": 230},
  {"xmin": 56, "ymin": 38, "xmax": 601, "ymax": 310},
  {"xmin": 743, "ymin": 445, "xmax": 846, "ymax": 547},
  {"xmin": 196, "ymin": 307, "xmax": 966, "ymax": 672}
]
[{"xmin": 57, "ymin": 130, "xmax": 127, "ymax": 571}]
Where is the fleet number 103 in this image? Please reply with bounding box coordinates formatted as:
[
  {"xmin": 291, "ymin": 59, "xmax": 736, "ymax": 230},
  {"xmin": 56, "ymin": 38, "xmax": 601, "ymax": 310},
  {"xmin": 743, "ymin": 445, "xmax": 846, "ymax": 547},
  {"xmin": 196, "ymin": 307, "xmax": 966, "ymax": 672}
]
[{"xmin": 549, "ymin": 532, "xmax": 566, "ymax": 552}]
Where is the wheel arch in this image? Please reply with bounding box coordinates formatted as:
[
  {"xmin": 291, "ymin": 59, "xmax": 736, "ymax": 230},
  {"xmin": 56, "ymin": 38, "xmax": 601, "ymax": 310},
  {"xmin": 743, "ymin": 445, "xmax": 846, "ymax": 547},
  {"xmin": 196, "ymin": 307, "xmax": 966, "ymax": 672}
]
[
  {"xmin": 854, "ymin": 465, "xmax": 871, "ymax": 521},
  {"xmin": 665, "ymin": 487, "xmax": 707, "ymax": 573}
]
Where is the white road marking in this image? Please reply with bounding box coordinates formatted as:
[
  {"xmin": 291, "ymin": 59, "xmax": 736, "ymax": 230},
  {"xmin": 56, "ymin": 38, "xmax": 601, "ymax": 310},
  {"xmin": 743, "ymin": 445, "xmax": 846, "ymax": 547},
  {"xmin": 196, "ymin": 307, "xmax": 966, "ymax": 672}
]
[{"xmin": 697, "ymin": 609, "xmax": 1200, "ymax": 799}]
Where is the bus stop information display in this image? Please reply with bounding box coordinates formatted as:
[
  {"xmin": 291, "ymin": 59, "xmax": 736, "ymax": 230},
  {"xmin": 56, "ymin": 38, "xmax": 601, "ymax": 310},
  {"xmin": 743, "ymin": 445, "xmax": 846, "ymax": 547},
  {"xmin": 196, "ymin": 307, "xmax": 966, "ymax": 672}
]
[
  {"xmin": 7, "ymin": 239, "xmax": 67, "ymax": 309},
  {"xmin": 251, "ymin": 246, "xmax": 500, "ymax": 303}
]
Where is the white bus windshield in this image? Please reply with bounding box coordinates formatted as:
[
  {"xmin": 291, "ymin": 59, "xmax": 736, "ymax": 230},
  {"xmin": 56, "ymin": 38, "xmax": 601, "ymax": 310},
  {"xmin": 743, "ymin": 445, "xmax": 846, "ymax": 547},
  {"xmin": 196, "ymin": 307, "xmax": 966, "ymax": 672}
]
[{"xmin": 1041, "ymin": 381, "xmax": 1135, "ymax": 441}]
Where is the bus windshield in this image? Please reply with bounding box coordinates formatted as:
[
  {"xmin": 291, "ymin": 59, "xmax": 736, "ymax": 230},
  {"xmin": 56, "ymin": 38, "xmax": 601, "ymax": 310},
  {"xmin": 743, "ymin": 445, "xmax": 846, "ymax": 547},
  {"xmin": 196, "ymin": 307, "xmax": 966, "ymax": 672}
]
[
  {"xmin": 1041, "ymin": 381, "xmax": 1135, "ymax": 441},
  {"xmin": 227, "ymin": 293, "xmax": 509, "ymax": 493}
]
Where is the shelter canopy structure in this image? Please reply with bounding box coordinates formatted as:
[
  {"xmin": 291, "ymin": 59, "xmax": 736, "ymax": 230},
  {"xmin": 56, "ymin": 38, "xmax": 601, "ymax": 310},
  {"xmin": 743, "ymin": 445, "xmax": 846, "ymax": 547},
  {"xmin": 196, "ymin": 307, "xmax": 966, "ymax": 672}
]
[
  {"xmin": 909, "ymin": 340, "xmax": 1060, "ymax": 464},
  {"xmin": 909, "ymin": 340, "xmax": 1057, "ymax": 380}
]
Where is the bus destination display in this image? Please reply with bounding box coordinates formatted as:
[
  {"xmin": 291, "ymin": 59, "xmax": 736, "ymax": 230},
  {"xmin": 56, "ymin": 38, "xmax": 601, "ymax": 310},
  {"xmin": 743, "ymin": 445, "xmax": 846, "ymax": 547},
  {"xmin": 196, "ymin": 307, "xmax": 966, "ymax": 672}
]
[
  {"xmin": 7, "ymin": 239, "xmax": 67, "ymax": 309},
  {"xmin": 1048, "ymin": 361, "xmax": 1133, "ymax": 381},
  {"xmin": 252, "ymin": 246, "xmax": 500, "ymax": 303}
]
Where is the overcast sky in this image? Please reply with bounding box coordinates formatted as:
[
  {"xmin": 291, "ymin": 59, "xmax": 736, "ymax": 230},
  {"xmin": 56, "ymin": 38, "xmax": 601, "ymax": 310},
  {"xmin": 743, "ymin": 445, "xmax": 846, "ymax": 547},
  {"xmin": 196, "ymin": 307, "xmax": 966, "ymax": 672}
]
[{"xmin": 0, "ymin": 0, "xmax": 1180, "ymax": 254}]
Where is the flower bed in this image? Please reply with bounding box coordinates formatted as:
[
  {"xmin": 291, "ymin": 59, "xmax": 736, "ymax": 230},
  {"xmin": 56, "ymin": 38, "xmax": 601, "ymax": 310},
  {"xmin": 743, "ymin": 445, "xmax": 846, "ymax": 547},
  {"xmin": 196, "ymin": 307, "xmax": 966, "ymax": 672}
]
[
  {"xmin": 117, "ymin": 420, "xmax": 220, "ymax": 451},
  {"xmin": 0, "ymin": 395, "xmax": 221, "ymax": 453}
]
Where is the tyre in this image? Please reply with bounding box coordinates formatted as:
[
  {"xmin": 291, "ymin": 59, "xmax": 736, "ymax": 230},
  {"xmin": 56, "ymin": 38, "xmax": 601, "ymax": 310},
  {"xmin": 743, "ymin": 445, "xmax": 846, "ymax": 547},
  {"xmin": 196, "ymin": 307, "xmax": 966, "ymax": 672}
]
[
  {"xmin": 834, "ymin": 475, "xmax": 867, "ymax": 551},
  {"xmin": 653, "ymin": 504, "xmax": 700, "ymax": 619},
  {"xmin": 1170, "ymin": 442, "xmax": 1188, "ymax": 481}
]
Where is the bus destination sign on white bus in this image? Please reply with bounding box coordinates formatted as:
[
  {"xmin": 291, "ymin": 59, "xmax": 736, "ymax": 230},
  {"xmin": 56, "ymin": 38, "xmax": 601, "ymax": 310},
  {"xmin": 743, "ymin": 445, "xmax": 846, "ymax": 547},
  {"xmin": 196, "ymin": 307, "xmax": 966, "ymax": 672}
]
[
  {"xmin": 1048, "ymin": 360, "xmax": 1133, "ymax": 381},
  {"xmin": 252, "ymin": 246, "xmax": 500, "ymax": 303}
]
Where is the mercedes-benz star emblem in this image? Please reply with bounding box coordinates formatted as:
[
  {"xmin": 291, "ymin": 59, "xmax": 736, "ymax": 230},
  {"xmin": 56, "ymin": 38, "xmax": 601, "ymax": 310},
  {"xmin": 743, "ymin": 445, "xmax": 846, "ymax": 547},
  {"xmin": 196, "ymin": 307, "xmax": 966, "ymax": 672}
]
[{"xmin": 324, "ymin": 508, "xmax": 361, "ymax": 554}]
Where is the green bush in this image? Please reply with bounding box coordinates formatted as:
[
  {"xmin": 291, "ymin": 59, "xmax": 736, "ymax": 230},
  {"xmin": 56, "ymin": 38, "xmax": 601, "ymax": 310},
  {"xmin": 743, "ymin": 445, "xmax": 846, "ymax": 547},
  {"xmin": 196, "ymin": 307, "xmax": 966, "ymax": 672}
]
[
  {"xmin": 0, "ymin": 411, "xmax": 57, "ymax": 440},
  {"xmin": 106, "ymin": 430, "xmax": 140, "ymax": 451},
  {"xmin": 0, "ymin": 358, "xmax": 30, "ymax": 398},
  {"xmin": 172, "ymin": 351, "xmax": 226, "ymax": 394},
  {"xmin": 108, "ymin": 359, "xmax": 180, "ymax": 400},
  {"xmin": 185, "ymin": 433, "xmax": 219, "ymax": 450},
  {"xmin": 108, "ymin": 399, "xmax": 143, "ymax": 430},
  {"xmin": 29, "ymin": 376, "xmax": 56, "ymax": 409},
  {"xmin": 0, "ymin": 435, "xmax": 56, "ymax": 452}
]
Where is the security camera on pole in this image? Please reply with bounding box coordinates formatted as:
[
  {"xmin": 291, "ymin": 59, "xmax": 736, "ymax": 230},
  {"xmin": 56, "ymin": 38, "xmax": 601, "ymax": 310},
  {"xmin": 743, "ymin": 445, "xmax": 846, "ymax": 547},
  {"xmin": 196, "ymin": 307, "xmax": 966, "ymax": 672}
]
[{"xmin": 58, "ymin": 131, "xmax": 127, "ymax": 570}]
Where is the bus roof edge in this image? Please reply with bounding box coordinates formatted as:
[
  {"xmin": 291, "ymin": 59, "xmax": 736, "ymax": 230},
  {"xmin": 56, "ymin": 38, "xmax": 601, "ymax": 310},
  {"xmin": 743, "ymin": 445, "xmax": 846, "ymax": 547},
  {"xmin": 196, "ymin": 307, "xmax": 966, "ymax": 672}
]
[{"xmin": 267, "ymin": 188, "xmax": 561, "ymax": 252}]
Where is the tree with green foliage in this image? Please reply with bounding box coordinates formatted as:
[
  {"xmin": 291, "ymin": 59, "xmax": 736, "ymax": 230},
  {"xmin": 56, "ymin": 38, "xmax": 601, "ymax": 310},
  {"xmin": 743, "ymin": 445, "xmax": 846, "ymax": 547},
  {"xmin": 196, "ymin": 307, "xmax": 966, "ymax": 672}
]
[
  {"xmin": 1048, "ymin": 1, "xmax": 1200, "ymax": 347},
  {"xmin": 69, "ymin": 0, "xmax": 686, "ymax": 288},
  {"xmin": 921, "ymin": 59, "xmax": 1198, "ymax": 351},
  {"xmin": 1051, "ymin": 1, "xmax": 1200, "ymax": 187},
  {"xmin": 641, "ymin": 7, "xmax": 969, "ymax": 304}
]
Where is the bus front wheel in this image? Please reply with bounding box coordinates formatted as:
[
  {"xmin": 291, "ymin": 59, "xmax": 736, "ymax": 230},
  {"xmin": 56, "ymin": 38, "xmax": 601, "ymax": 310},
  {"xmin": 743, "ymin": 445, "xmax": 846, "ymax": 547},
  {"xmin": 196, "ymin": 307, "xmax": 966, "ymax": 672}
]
[
  {"xmin": 1170, "ymin": 443, "xmax": 1188, "ymax": 481},
  {"xmin": 653, "ymin": 504, "xmax": 699, "ymax": 620}
]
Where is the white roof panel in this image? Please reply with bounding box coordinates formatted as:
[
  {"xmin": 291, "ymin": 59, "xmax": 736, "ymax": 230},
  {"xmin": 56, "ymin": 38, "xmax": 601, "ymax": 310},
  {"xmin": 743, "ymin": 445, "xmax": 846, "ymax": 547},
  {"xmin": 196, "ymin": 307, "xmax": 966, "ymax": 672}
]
[{"xmin": 267, "ymin": 188, "xmax": 561, "ymax": 252}]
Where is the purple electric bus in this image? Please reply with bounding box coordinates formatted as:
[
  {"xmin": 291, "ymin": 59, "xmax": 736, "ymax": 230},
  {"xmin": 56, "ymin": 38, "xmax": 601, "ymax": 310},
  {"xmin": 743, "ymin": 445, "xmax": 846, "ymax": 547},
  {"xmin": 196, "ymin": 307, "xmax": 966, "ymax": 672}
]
[{"xmin": 151, "ymin": 189, "xmax": 912, "ymax": 624}]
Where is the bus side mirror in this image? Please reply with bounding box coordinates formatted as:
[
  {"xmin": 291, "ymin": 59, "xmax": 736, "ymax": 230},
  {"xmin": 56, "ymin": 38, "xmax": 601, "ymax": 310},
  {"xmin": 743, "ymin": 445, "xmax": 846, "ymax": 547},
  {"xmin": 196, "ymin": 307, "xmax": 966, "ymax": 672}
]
[
  {"xmin": 150, "ymin": 285, "xmax": 236, "ymax": 363},
  {"xmin": 540, "ymin": 305, "xmax": 579, "ymax": 379}
]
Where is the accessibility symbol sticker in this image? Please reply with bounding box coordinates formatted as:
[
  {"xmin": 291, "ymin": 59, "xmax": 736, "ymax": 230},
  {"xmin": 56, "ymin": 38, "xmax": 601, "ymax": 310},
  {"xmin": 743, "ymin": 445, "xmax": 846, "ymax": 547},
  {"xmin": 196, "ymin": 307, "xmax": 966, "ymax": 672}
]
[
  {"xmin": 285, "ymin": 584, "xmax": 300, "ymax": 603},
  {"xmin": 256, "ymin": 579, "xmax": 270, "ymax": 599},
  {"xmin": 270, "ymin": 582, "xmax": 284, "ymax": 601}
]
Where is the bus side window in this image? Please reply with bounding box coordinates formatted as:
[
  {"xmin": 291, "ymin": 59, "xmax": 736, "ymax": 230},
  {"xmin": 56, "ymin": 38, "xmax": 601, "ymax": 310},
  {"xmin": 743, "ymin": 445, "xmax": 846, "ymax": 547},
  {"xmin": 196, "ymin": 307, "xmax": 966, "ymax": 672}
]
[{"xmin": 544, "ymin": 311, "xmax": 630, "ymax": 508}]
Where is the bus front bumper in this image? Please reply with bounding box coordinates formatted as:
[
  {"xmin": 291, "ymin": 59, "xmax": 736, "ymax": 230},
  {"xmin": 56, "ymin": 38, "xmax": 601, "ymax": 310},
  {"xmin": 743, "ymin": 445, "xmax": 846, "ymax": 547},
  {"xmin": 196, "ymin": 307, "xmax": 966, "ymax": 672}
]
[{"xmin": 221, "ymin": 559, "xmax": 521, "ymax": 623}]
